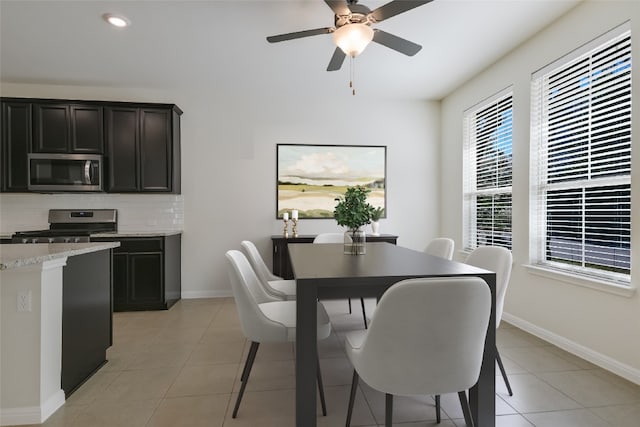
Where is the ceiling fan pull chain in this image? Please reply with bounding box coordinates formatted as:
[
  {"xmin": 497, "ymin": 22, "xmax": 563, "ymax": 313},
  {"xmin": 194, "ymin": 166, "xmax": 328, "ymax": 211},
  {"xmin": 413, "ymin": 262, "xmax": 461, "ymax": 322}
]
[{"xmin": 350, "ymin": 56, "xmax": 356, "ymax": 96}]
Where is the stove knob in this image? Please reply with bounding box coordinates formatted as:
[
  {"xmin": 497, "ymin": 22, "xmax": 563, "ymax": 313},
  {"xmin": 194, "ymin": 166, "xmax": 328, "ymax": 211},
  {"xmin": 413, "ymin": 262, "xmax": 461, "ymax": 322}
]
[
  {"xmin": 31, "ymin": 238, "xmax": 38, "ymax": 244},
  {"xmin": 21, "ymin": 238, "xmax": 28, "ymax": 244},
  {"xmin": 73, "ymin": 237, "xmax": 80, "ymax": 243},
  {"xmin": 48, "ymin": 238, "xmax": 55, "ymax": 244},
  {"xmin": 63, "ymin": 237, "xmax": 71, "ymax": 243}
]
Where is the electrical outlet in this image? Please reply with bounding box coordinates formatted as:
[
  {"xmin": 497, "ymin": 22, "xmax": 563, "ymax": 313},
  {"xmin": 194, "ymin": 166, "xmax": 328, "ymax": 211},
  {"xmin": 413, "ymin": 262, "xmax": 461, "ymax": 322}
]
[{"xmin": 17, "ymin": 290, "xmax": 32, "ymax": 312}]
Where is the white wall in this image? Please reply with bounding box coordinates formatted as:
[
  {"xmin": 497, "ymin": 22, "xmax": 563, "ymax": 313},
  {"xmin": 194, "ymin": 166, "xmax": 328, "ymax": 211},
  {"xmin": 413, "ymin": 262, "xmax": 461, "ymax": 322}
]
[
  {"xmin": 0, "ymin": 83, "xmax": 441, "ymax": 298},
  {"xmin": 440, "ymin": 0, "xmax": 640, "ymax": 382}
]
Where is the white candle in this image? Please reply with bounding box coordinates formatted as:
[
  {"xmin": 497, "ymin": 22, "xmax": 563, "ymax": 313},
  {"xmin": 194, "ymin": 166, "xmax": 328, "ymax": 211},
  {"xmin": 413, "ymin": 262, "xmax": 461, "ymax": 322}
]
[
  {"xmin": 283, "ymin": 212, "xmax": 289, "ymax": 221},
  {"xmin": 292, "ymin": 210, "xmax": 298, "ymax": 220}
]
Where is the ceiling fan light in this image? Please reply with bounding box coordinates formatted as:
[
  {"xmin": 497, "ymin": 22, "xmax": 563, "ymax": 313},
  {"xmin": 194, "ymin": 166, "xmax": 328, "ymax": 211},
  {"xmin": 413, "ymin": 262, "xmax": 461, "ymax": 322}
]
[{"xmin": 333, "ymin": 24, "xmax": 374, "ymax": 57}]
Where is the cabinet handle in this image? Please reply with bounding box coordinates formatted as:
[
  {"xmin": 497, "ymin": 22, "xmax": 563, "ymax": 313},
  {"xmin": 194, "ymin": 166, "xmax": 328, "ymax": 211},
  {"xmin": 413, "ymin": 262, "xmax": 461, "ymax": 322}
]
[{"xmin": 84, "ymin": 160, "xmax": 92, "ymax": 184}]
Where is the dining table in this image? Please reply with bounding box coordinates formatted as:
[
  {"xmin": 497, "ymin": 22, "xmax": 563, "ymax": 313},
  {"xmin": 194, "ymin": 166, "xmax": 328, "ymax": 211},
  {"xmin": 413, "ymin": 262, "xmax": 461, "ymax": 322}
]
[{"xmin": 289, "ymin": 241, "xmax": 497, "ymax": 427}]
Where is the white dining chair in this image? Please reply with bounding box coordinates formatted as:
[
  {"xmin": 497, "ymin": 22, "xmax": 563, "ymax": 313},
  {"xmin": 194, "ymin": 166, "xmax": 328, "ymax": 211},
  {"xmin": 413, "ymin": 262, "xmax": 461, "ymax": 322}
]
[
  {"xmin": 313, "ymin": 233, "xmax": 369, "ymax": 329},
  {"xmin": 344, "ymin": 277, "xmax": 491, "ymax": 427},
  {"xmin": 225, "ymin": 250, "xmax": 331, "ymax": 418},
  {"xmin": 241, "ymin": 240, "xmax": 296, "ymax": 300},
  {"xmin": 432, "ymin": 245, "xmax": 513, "ymax": 421},
  {"xmin": 424, "ymin": 237, "xmax": 455, "ymax": 260},
  {"xmin": 464, "ymin": 245, "xmax": 513, "ymax": 396}
]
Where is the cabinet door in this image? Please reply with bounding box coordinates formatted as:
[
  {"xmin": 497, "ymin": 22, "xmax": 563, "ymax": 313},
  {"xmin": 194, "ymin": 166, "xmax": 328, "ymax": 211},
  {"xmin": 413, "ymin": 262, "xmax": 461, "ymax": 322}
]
[
  {"xmin": 33, "ymin": 103, "xmax": 70, "ymax": 153},
  {"xmin": 129, "ymin": 252, "xmax": 164, "ymax": 304},
  {"xmin": 140, "ymin": 108, "xmax": 171, "ymax": 192},
  {"xmin": 71, "ymin": 105, "xmax": 103, "ymax": 153},
  {"xmin": 1, "ymin": 101, "xmax": 31, "ymax": 191},
  {"xmin": 105, "ymin": 107, "xmax": 139, "ymax": 192}
]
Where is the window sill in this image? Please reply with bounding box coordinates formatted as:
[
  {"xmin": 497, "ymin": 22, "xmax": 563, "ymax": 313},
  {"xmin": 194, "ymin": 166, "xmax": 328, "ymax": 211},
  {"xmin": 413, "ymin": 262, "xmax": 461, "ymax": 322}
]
[{"xmin": 524, "ymin": 264, "xmax": 636, "ymax": 298}]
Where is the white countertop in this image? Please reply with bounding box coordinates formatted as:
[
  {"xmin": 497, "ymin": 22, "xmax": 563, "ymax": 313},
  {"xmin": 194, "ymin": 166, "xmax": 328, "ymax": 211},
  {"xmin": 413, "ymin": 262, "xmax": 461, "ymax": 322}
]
[
  {"xmin": 0, "ymin": 242, "xmax": 120, "ymax": 271},
  {"xmin": 1, "ymin": 231, "xmax": 182, "ymax": 240},
  {"xmin": 91, "ymin": 231, "xmax": 182, "ymax": 238}
]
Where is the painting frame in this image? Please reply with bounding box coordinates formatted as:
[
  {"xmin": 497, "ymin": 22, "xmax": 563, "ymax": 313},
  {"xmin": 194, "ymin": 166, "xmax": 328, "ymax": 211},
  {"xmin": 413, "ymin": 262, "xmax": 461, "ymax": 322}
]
[{"xmin": 276, "ymin": 144, "xmax": 387, "ymax": 219}]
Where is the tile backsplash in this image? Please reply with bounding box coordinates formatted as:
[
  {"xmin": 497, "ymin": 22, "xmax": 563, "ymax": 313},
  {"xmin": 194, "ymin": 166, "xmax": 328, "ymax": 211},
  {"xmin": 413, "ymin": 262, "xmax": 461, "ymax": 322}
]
[{"xmin": 0, "ymin": 194, "xmax": 183, "ymax": 233}]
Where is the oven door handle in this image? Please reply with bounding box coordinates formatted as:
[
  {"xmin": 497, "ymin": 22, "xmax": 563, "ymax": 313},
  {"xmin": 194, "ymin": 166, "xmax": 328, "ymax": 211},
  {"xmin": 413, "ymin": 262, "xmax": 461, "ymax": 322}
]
[{"xmin": 84, "ymin": 160, "xmax": 92, "ymax": 184}]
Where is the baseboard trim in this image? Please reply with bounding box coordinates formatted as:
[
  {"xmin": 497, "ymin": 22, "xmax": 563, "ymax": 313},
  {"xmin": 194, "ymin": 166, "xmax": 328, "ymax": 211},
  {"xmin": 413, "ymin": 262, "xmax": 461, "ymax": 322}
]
[
  {"xmin": 181, "ymin": 290, "xmax": 232, "ymax": 299},
  {"xmin": 0, "ymin": 390, "xmax": 65, "ymax": 426},
  {"xmin": 502, "ymin": 312, "xmax": 640, "ymax": 386}
]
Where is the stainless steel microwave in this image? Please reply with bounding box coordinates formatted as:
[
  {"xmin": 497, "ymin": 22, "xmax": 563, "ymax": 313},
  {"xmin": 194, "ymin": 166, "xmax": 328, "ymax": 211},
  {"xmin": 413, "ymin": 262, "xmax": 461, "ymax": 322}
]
[{"xmin": 28, "ymin": 153, "xmax": 103, "ymax": 192}]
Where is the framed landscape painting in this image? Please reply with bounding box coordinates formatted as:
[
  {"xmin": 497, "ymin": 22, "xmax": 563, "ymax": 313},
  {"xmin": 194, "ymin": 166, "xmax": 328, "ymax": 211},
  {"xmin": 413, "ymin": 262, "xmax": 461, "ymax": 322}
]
[{"xmin": 277, "ymin": 144, "xmax": 386, "ymax": 219}]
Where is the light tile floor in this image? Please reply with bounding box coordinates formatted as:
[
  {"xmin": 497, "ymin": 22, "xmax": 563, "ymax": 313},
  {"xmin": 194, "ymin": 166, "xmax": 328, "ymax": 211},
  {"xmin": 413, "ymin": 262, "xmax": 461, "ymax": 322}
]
[{"xmin": 26, "ymin": 298, "xmax": 640, "ymax": 427}]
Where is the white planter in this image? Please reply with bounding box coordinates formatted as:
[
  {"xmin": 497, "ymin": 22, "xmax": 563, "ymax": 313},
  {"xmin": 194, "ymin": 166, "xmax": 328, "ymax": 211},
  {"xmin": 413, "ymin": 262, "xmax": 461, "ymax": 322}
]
[{"xmin": 370, "ymin": 221, "xmax": 380, "ymax": 236}]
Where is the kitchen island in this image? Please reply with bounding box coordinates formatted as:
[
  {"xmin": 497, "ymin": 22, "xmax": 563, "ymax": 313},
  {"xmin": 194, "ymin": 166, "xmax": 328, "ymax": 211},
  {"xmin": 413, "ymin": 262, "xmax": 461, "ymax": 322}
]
[{"xmin": 0, "ymin": 242, "xmax": 119, "ymax": 426}]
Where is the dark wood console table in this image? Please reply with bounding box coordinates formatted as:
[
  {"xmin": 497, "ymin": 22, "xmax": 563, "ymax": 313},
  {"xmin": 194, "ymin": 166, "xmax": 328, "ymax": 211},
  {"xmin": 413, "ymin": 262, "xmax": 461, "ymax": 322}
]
[{"xmin": 271, "ymin": 234, "xmax": 398, "ymax": 279}]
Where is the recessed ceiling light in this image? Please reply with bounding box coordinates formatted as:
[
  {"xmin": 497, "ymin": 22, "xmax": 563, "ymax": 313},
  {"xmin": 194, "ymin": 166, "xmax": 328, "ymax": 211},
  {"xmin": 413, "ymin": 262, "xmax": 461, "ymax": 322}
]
[{"xmin": 102, "ymin": 13, "xmax": 130, "ymax": 28}]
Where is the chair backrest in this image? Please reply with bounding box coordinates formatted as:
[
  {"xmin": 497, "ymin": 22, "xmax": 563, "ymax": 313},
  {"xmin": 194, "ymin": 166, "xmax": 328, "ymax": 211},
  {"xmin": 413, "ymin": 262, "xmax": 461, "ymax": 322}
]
[
  {"xmin": 313, "ymin": 233, "xmax": 350, "ymax": 243},
  {"xmin": 241, "ymin": 240, "xmax": 280, "ymax": 283},
  {"xmin": 464, "ymin": 246, "xmax": 512, "ymax": 326},
  {"xmin": 424, "ymin": 237, "xmax": 455, "ymax": 260},
  {"xmin": 225, "ymin": 250, "xmax": 287, "ymax": 342},
  {"xmin": 350, "ymin": 277, "xmax": 491, "ymax": 396}
]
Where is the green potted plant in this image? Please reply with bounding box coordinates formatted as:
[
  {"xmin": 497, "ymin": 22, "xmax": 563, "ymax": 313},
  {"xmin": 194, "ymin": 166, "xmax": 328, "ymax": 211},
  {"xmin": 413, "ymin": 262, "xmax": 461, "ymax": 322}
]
[
  {"xmin": 334, "ymin": 186, "xmax": 376, "ymax": 254},
  {"xmin": 370, "ymin": 207, "xmax": 384, "ymax": 236}
]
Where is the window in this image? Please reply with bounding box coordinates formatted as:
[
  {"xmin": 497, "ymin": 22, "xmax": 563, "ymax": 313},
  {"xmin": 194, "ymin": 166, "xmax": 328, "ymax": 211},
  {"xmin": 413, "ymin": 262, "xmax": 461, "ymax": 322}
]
[
  {"xmin": 531, "ymin": 24, "xmax": 631, "ymax": 284},
  {"xmin": 463, "ymin": 89, "xmax": 513, "ymax": 251}
]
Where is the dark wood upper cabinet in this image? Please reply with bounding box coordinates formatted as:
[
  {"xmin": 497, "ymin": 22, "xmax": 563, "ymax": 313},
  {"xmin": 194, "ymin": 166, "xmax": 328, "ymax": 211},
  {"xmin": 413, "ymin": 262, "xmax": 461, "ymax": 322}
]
[
  {"xmin": 33, "ymin": 103, "xmax": 103, "ymax": 154},
  {"xmin": 33, "ymin": 104, "xmax": 69, "ymax": 153},
  {"xmin": 1, "ymin": 97, "xmax": 181, "ymax": 194},
  {"xmin": 140, "ymin": 108, "xmax": 171, "ymax": 191},
  {"xmin": 1, "ymin": 100, "xmax": 31, "ymax": 191},
  {"xmin": 105, "ymin": 104, "xmax": 181, "ymax": 193},
  {"xmin": 70, "ymin": 105, "xmax": 104, "ymax": 153},
  {"xmin": 105, "ymin": 107, "xmax": 139, "ymax": 192}
]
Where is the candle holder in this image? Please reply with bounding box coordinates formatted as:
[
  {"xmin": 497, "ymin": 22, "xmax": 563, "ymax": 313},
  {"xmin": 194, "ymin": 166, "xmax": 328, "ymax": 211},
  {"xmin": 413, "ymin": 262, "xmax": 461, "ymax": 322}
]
[
  {"xmin": 292, "ymin": 218, "xmax": 298, "ymax": 237},
  {"xmin": 282, "ymin": 219, "xmax": 289, "ymax": 238}
]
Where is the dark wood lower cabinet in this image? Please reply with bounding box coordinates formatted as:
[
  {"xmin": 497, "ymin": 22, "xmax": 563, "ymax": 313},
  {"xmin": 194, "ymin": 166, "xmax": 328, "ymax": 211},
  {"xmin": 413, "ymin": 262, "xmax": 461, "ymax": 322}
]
[
  {"xmin": 271, "ymin": 234, "xmax": 399, "ymax": 279},
  {"xmin": 62, "ymin": 249, "xmax": 112, "ymax": 396},
  {"xmin": 94, "ymin": 234, "xmax": 181, "ymax": 311}
]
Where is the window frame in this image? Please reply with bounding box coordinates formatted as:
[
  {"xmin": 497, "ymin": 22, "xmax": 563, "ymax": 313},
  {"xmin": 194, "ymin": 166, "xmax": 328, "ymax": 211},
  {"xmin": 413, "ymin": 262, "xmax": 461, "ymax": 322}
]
[
  {"xmin": 529, "ymin": 23, "xmax": 632, "ymax": 288},
  {"xmin": 463, "ymin": 88, "xmax": 514, "ymax": 252}
]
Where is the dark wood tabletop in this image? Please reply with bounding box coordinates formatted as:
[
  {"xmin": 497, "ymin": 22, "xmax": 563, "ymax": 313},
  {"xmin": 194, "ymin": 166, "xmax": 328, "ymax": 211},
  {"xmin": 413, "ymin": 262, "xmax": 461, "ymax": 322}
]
[{"xmin": 289, "ymin": 242, "xmax": 497, "ymax": 427}]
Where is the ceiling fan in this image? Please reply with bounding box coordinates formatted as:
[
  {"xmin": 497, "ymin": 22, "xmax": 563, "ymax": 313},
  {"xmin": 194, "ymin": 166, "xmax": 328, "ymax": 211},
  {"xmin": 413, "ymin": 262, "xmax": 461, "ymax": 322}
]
[{"xmin": 267, "ymin": 0, "xmax": 433, "ymax": 71}]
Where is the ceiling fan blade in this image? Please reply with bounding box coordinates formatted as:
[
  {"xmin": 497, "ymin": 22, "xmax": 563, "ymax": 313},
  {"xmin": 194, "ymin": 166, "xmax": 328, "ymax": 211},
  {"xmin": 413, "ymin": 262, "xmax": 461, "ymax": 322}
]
[
  {"xmin": 324, "ymin": 0, "xmax": 350, "ymax": 16},
  {"xmin": 369, "ymin": 0, "xmax": 433, "ymax": 22},
  {"xmin": 267, "ymin": 27, "xmax": 333, "ymax": 43},
  {"xmin": 327, "ymin": 48, "xmax": 346, "ymax": 71},
  {"xmin": 373, "ymin": 29, "xmax": 422, "ymax": 56}
]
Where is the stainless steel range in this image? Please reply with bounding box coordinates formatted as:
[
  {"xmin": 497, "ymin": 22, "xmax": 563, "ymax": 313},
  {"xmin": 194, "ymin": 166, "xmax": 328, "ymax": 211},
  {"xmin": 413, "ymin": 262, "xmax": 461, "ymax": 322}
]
[{"xmin": 12, "ymin": 209, "xmax": 117, "ymax": 243}]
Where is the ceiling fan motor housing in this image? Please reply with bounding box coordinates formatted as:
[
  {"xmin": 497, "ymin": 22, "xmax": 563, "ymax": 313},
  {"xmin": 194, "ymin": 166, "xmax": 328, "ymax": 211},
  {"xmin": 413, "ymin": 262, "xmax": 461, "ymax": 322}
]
[{"xmin": 334, "ymin": 4, "xmax": 372, "ymax": 28}]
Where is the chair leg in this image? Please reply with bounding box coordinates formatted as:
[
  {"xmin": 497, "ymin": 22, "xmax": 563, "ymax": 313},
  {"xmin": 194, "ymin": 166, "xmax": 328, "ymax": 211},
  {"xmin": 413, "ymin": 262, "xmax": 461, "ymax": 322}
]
[
  {"xmin": 458, "ymin": 390, "xmax": 474, "ymax": 427},
  {"xmin": 360, "ymin": 298, "xmax": 368, "ymax": 329},
  {"xmin": 239, "ymin": 341, "xmax": 259, "ymax": 383},
  {"xmin": 385, "ymin": 393, "xmax": 393, "ymax": 427},
  {"xmin": 496, "ymin": 347, "xmax": 513, "ymax": 396},
  {"xmin": 348, "ymin": 298, "xmax": 352, "ymax": 314},
  {"xmin": 317, "ymin": 358, "xmax": 327, "ymax": 416},
  {"xmin": 345, "ymin": 370, "xmax": 359, "ymax": 427},
  {"xmin": 233, "ymin": 341, "xmax": 260, "ymax": 418},
  {"xmin": 435, "ymin": 394, "xmax": 441, "ymax": 423}
]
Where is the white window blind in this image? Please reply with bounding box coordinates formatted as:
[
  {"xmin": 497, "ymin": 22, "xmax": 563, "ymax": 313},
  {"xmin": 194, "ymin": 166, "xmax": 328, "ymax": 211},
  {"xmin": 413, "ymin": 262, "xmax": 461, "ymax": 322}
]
[
  {"xmin": 463, "ymin": 90, "xmax": 513, "ymax": 251},
  {"xmin": 531, "ymin": 25, "xmax": 631, "ymax": 283}
]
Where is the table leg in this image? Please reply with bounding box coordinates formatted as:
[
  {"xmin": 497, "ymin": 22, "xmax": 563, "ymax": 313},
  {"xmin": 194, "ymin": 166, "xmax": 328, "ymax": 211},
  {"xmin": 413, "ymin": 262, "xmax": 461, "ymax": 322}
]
[
  {"xmin": 296, "ymin": 280, "xmax": 318, "ymax": 427},
  {"xmin": 469, "ymin": 273, "xmax": 496, "ymax": 427}
]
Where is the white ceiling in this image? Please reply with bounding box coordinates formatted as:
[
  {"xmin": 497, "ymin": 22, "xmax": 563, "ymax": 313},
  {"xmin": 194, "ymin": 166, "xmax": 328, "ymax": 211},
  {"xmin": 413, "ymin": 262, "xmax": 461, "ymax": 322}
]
[{"xmin": 0, "ymin": 0, "xmax": 581, "ymax": 100}]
